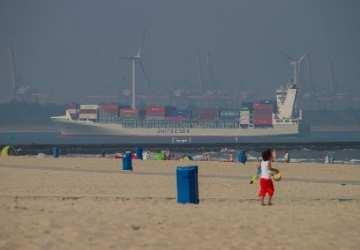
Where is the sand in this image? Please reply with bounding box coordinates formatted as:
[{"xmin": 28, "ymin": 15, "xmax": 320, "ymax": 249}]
[{"xmin": 0, "ymin": 157, "xmax": 360, "ymax": 250}]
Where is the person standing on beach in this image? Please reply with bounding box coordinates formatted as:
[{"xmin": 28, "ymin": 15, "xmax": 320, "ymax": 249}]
[
  {"xmin": 284, "ymin": 151, "xmax": 290, "ymax": 163},
  {"xmin": 259, "ymin": 149, "xmax": 279, "ymax": 206}
]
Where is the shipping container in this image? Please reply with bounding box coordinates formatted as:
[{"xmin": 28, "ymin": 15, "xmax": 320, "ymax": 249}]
[
  {"xmin": 99, "ymin": 103, "xmax": 119, "ymax": 114},
  {"xmin": 219, "ymin": 110, "xmax": 239, "ymax": 120},
  {"xmin": 80, "ymin": 104, "xmax": 99, "ymax": 110},
  {"xmin": 146, "ymin": 105, "xmax": 165, "ymax": 117},
  {"xmin": 165, "ymin": 106, "xmax": 177, "ymax": 117},
  {"xmin": 67, "ymin": 108, "xmax": 78, "ymax": 114},
  {"xmin": 241, "ymin": 102, "xmax": 254, "ymax": 111},
  {"xmin": 120, "ymin": 108, "xmax": 139, "ymax": 118},
  {"xmin": 253, "ymin": 103, "xmax": 273, "ymax": 126},
  {"xmin": 99, "ymin": 109, "xmax": 119, "ymax": 121},
  {"xmin": 175, "ymin": 109, "xmax": 192, "ymax": 119},
  {"xmin": 196, "ymin": 108, "xmax": 218, "ymax": 121},
  {"xmin": 79, "ymin": 113, "xmax": 97, "ymax": 121},
  {"xmin": 79, "ymin": 109, "xmax": 97, "ymax": 114},
  {"xmin": 67, "ymin": 103, "xmax": 79, "ymax": 109}
]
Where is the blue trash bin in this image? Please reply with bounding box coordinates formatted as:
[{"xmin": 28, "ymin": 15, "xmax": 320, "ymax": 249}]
[
  {"xmin": 176, "ymin": 166, "xmax": 199, "ymax": 204},
  {"xmin": 136, "ymin": 147, "xmax": 143, "ymax": 160},
  {"xmin": 237, "ymin": 150, "xmax": 247, "ymax": 164},
  {"xmin": 52, "ymin": 147, "xmax": 60, "ymax": 158},
  {"xmin": 122, "ymin": 152, "xmax": 133, "ymax": 171}
]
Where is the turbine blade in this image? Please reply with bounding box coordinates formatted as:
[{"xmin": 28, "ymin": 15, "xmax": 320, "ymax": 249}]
[
  {"xmin": 119, "ymin": 56, "xmax": 133, "ymax": 60},
  {"xmin": 138, "ymin": 60, "xmax": 151, "ymax": 88},
  {"xmin": 137, "ymin": 28, "xmax": 149, "ymax": 57},
  {"xmin": 280, "ymin": 51, "xmax": 296, "ymax": 61},
  {"xmin": 298, "ymin": 53, "xmax": 307, "ymax": 63}
]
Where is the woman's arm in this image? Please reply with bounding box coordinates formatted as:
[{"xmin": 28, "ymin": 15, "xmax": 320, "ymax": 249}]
[{"xmin": 268, "ymin": 161, "xmax": 279, "ymax": 174}]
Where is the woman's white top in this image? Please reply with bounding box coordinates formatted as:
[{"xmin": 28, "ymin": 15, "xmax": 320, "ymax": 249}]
[{"xmin": 260, "ymin": 160, "xmax": 271, "ymax": 179}]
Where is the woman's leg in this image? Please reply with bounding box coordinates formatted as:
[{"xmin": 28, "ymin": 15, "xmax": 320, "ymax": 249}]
[{"xmin": 260, "ymin": 196, "xmax": 265, "ymax": 206}]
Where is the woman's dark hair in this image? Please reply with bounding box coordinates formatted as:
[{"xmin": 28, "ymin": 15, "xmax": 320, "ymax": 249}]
[{"xmin": 262, "ymin": 149, "xmax": 273, "ymax": 161}]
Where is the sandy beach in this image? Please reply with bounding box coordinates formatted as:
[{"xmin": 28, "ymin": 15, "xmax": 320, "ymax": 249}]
[{"xmin": 0, "ymin": 157, "xmax": 359, "ymax": 250}]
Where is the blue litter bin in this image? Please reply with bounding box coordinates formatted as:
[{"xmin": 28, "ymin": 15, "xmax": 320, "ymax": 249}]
[
  {"xmin": 122, "ymin": 152, "xmax": 133, "ymax": 171},
  {"xmin": 237, "ymin": 150, "xmax": 247, "ymax": 164},
  {"xmin": 52, "ymin": 147, "xmax": 60, "ymax": 158},
  {"xmin": 136, "ymin": 147, "xmax": 143, "ymax": 160},
  {"xmin": 176, "ymin": 166, "xmax": 199, "ymax": 204}
]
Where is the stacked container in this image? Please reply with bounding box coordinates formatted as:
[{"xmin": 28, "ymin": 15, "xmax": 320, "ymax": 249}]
[
  {"xmin": 119, "ymin": 108, "xmax": 139, "ymax": 119},
  {"xmin": 196, "ymin": 108, "xmax": 218, "ymax": 121},
  {"xmin": 219, "ymin": 110, "xmax": 239, "ymax": 121},
  {"xmin": 239, "ymin": 107, "xmax": 250, "ymax": 128},
  {"xmin": 67, "ymin": 102, "xmax": 80, "ymax": 109},
  {"xmin": 79, "ymin": 105, "xmax": 98, "ymax": 121},
  {"xmin": 98, "ymin": 103, "xmax": 119, "ymax": 121},
  {"xmin": 145, "ymin": 106, "xmax": 166, "ymax": 120},
  {"xmin": 253, "ymin": 103, "xmax": 273, "ymax": 127}
]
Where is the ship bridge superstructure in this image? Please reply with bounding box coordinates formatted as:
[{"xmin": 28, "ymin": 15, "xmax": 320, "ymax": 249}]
[{"xmin": 275, "ymin": 84, "xmax": 299, "ymax": 124}]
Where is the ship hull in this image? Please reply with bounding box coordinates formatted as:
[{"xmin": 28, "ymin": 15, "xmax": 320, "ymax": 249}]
[{"xmin": 52, "ymin": 118, "xmax": 299, "ymax": 139}]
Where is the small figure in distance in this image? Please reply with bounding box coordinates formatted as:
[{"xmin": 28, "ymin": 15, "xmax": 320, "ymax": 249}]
[{"xmin": 284, "ymin": 150, "xmax": 290, "ymax": 163}]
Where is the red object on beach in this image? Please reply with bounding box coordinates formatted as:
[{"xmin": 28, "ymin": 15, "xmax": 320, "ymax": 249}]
[{"xmin": 114, "ymin": 153, "xmax": 123, "ymax": 159}]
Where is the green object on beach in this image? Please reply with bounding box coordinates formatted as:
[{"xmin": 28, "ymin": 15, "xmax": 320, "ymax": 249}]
[
  {"xmin": 249, "ymin": 175, "xmax": 258, "ymax": 184},
  {"xmin": 154, "ymin": 152, "xmax": 166, "ymax": 160}
]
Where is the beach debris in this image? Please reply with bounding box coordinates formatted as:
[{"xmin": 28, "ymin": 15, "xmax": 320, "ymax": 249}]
[
  {"xmin": 131, "ymin": 225, "xmax": 141, "ymax": 231},
  {"xmin": 36, "ymin": 153, "xmax": 46, "ymax": 158}
]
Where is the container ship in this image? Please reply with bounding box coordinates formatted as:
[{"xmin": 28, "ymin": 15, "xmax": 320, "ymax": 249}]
[{"xmin": 51, "ymin": 84, "xmax": 303, "ymax": 141}]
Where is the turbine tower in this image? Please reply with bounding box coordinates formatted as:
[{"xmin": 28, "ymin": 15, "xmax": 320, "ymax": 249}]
[
  {"xmin": 8, "ymin": 46, "xmax": 17, "ymax": 98},
  {"xmin": 120, "ymin": 30, "xmax": 150, "ymax": 109}
]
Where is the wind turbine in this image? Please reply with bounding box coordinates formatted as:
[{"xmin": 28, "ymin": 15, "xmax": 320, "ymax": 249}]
[
  {"xmin": 120, "ymin": 30, "xmax": 151, "ymax": 109},
  {"xmin": 281, "ymin": 52, "xmax": 307, "ymax": 86},
  {"xmin": 288, "ymin": 54, "xmax": 306, "ymax": 86}
]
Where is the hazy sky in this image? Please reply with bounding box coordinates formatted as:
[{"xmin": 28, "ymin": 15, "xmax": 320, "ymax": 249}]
[{"xmin": 0, "ymin": 0, "xmax": 359, "ymax": 103}]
